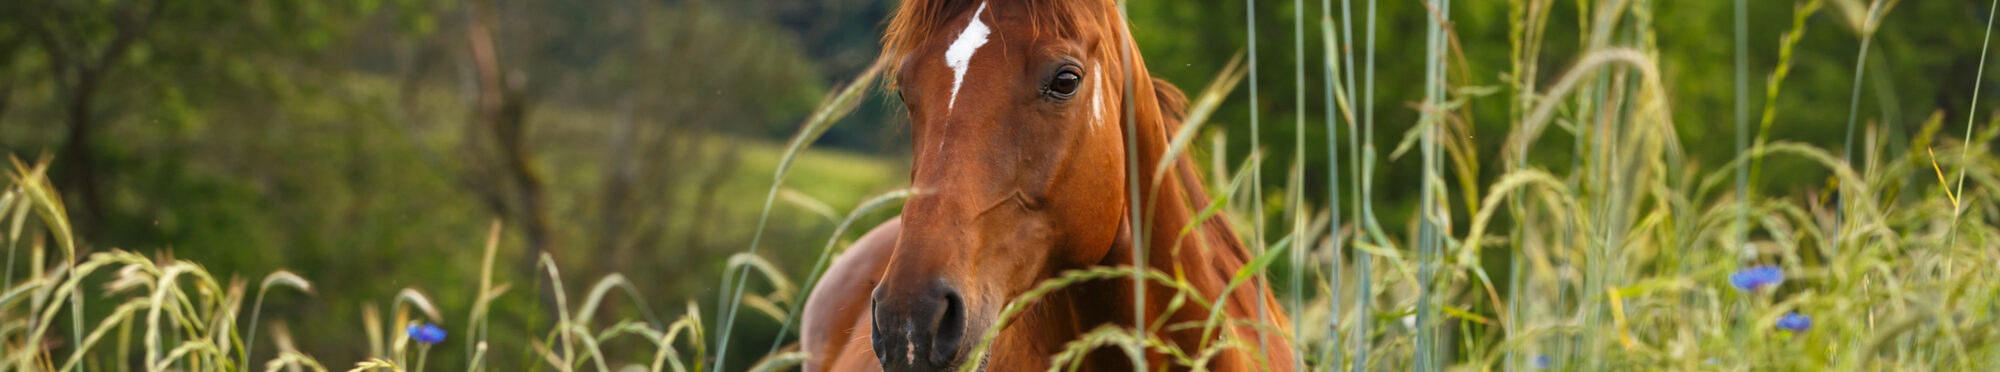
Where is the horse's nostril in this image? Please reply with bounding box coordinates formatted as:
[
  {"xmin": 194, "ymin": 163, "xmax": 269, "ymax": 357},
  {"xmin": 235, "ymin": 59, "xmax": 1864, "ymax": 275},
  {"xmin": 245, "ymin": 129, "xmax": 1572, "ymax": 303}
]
[
  {"xmin": 869, "ymin": 298, "xmax": 886, "ymax": 363},
  {"xmin": 930, "ymin": 288, "xmax": 966, "ymax": 366},
  {"xmin": 872, "ymin": 279, "xmax": 968, "ymax": 370},
  {"xmin": 871, "ymin": 320, "xmax": 888, "ymax": 363}
]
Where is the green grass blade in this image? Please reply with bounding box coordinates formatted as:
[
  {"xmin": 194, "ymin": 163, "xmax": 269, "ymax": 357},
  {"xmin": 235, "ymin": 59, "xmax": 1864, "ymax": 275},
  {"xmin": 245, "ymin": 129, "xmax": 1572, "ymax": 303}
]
[
  {"xmin": 245, "ymin": 270, "xmax": 314, "ymax": 368},
  {"xmin": 1950, "ymin": 0, "xmax": 2000, "ymax": 245},
  {"xmin": 712, "ymin": 57, "xmax": 886, "ymax": 372},
  {"xmin": 765, "ymin": 188, "xmax": 912, "ymax": 354}
]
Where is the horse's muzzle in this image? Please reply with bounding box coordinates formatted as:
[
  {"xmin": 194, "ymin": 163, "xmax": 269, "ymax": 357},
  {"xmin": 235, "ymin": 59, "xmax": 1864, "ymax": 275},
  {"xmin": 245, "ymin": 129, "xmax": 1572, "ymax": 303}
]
[{"xmin": 870, "ymin": 279, "xmax": 968, "ymax": 371}]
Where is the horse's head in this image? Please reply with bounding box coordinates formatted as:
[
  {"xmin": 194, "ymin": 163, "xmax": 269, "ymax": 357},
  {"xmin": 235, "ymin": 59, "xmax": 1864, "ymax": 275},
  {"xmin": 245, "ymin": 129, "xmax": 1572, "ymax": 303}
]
[{"xmin": 870, "ymin": 0, "xmax": 1150, "ymax": 370}]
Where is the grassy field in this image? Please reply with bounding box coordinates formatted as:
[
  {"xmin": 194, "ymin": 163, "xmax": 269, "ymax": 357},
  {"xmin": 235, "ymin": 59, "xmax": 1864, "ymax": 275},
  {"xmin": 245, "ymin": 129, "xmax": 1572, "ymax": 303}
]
[
  {"xmin": 0, "ymin": 70, "xmax": 908, "ymax": 370},
  {"xmin": 6, "ymin": 0, "xmax": 2000, "ymax": 371},
  {"xmin": 0, "ymin": 137, "xmax": 904, "ymax": 372}
]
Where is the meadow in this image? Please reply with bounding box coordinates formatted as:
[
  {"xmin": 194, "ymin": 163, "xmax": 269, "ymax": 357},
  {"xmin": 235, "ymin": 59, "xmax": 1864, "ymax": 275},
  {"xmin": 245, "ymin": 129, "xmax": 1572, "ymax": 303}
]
[{"xmin": 4, "ymin": 0, "xmax": 2000, "ymax": 371}]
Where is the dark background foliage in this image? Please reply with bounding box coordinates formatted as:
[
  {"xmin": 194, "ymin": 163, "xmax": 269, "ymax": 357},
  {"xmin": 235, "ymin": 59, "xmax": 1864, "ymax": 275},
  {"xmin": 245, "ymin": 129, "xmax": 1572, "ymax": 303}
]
[{"xmin": 0, "ymin": 0, "xmax": 1992, "ymax": 368}]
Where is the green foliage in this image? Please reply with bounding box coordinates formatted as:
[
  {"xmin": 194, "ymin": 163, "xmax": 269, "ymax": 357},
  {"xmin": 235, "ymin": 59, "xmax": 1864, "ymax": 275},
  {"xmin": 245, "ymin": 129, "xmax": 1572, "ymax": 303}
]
[
  {"xmin": 2, "ymin": 0, "xmax": 880, "ymax": 366},
  {"xmin": 2, "ymin": 0, "xmax": 1999, "ymax": 370}
]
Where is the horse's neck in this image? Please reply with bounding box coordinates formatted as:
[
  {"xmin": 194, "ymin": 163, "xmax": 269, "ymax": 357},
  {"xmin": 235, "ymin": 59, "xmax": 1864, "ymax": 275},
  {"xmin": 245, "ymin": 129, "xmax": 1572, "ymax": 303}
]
[
  {"xmin": 1095, "ymin": 88, "xmax": 1284, "ymax": 363},
  {"xmin": 1117, "ymin": 170, "xmax": 1249, "ymax": 322},
  {"xmin": 1068, "ymin": 148, "xmax": 1251, "ymax": 324},
  {"xmin": 1078, "ymin": 181, "xmax": 1286, "ymax": 371},
  {"xmin": 1020, "ymin": 178, "xmax": 1255, "ymax": 369},
  {"xmin": 998, "ymin": 269, "xmax": 1142, "ymax": 369}
]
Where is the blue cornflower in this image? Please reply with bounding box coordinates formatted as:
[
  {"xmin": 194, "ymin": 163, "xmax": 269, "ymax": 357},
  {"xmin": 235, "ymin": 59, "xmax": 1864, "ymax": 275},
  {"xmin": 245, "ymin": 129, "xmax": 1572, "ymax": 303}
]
[
  {"xmin": 1533, "ymin": 354, "xmax": 1552, "ymax": 369},
  {"xmin": 1776, "ymin": 313, "xmax": 1812, "ymax": 332},
  {"xmin": 1728, "ymin": 265, "xmax": 1784, "ymax": 291},
  {"xmin": 407, "ymin": 323, "xmax": 447, "ymax": 344}
]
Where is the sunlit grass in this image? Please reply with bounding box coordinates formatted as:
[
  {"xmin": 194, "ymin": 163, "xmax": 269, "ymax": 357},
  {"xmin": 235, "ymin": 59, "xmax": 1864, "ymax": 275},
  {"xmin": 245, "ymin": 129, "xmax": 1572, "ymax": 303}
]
[{"xmin": 5, "ymin": 0, "xmax": 2000, "ymax": 370}]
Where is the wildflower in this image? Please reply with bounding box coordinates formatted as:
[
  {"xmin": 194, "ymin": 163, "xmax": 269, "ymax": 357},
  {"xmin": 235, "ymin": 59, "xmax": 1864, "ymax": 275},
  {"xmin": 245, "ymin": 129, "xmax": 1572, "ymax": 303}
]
[
  {"xmin": 1776, "ymin": 313, "xmax": 1812, "ymax": 332},
  {"xmin": 1728, "ymin": 265, "xmax": 1783, "ymax": 291},
  {"xmin": 1533, "ymin": 354, "xmax": 1552, "ymax": 369},
  {"xmin": 407, "ymin": 323, "xmax": 447, "ymax": 344}
]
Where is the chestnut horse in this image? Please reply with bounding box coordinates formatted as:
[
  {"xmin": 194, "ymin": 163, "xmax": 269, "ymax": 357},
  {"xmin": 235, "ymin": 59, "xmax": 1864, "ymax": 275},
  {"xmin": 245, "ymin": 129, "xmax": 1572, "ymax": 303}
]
[{"xmin": 800, "ymin": 0, "xmax": 1295, "ymax": 370}]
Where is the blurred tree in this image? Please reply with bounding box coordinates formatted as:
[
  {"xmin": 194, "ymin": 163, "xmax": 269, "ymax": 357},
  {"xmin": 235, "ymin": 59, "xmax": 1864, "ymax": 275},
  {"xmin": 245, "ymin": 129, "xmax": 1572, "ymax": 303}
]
[
  {"xmin": 463, "ymin": 0, "xmax": 552, "ymax": 281},
  {"xmin": 4, "ymin": 0, "xmax": 376, "ymax": 241},
  {"xmin": 14, "ymin": 0, "xmax": 165, "ymax": 236}
]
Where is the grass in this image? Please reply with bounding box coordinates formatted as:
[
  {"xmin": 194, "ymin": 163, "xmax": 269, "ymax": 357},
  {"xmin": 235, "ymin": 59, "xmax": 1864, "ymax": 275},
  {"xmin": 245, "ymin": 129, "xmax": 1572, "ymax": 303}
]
[{"xmin": 5, "ymin": 0, "xmax": 2000, "ymax": 370}]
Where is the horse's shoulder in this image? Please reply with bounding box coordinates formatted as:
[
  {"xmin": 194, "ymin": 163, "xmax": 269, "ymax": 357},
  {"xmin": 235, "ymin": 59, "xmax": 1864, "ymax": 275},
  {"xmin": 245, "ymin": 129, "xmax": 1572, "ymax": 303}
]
[{"xmin": 801, "ymin": 216, "xmax": 902, "ymax": 371}]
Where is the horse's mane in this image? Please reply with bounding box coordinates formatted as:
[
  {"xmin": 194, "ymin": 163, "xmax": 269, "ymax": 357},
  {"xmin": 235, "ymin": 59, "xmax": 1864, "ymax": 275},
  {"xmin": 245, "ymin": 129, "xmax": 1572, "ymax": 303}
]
[
  {"xmin": 880, "ymin": 0, "xmax": 1252, "ymax": 272},
  {"xmin": 1148, "ymin": 79, "xmax": 1251, "ymax": 263}
]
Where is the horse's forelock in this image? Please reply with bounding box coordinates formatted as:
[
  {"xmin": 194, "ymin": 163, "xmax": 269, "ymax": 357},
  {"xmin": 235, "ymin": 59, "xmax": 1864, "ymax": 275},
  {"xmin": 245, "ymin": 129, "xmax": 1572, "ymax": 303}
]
[
  {"xmin": 880, "ymin": 0, "xmax": 967, "ymax": 77},
  {"xmin": 881, "ymin": 0, "xmax": 1120, "ymax": 82}
]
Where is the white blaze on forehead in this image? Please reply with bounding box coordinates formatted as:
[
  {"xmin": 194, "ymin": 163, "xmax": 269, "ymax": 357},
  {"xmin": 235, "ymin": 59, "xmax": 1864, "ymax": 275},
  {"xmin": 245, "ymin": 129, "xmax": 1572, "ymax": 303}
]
[
  {"xmin": 1090, "ymin": 62, "xmax": 1105, "ymax": 131},
  {"xmin": 944, "ymin": 2, "xmax": 991, "ymax": 113}
]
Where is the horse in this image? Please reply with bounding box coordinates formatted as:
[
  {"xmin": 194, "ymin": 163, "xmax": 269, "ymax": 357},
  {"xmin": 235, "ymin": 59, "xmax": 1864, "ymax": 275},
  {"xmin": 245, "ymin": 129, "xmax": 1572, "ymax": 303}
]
[{"xmin": 800, "ymin": 0, "xmax": 1296, "ymax": 370}]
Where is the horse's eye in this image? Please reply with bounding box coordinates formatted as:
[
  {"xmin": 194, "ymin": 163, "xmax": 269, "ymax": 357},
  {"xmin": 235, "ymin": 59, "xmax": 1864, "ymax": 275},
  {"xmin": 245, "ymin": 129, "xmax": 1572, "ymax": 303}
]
[{"xmin": 1047, "ymin": 69, "xmax": 1082, "ymax": 98}]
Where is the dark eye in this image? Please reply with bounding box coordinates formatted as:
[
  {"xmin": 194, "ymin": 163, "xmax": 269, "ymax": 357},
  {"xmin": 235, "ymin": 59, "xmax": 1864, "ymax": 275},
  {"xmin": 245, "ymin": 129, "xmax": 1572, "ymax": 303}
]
[{"xmin": 1046, "ymin": 67, "xmax": 1082, "ymax": 98}]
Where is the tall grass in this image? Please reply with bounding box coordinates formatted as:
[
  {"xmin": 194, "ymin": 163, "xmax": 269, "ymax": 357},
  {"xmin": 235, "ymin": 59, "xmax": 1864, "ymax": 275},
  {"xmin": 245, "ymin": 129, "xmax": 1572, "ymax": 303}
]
[
  {"xmin": 709, "ymin": 56, "xmax": 887, "ymax": 372},
  {"xmin": 0, "ymin": 154, "xmax": 725, "ymax": 372},
  {"xmin": 1302, "ymin": 0, "xmax": 1999, "ymax": 370},
  {"xmin": 7, "ymin": 0, "xmax": 2000, "ymax": 370},
  {"xmin": 1242, "ymin": 0, "xmax": 1275, "ymax": 365},
  {"xmin": 1412, "ymin": 0, "xmax": 1449, "ymax": 369}
]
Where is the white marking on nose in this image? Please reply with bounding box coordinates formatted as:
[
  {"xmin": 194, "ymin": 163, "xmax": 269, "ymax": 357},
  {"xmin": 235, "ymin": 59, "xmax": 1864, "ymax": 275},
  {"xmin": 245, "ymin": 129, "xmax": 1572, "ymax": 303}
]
[
  {"xmin": 906, "ymin": 328, "xmax": 918, "ymax": 364},
  {"xmin": 944, "ymin": 2, "xmax": 991, "ymax": 114}
]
